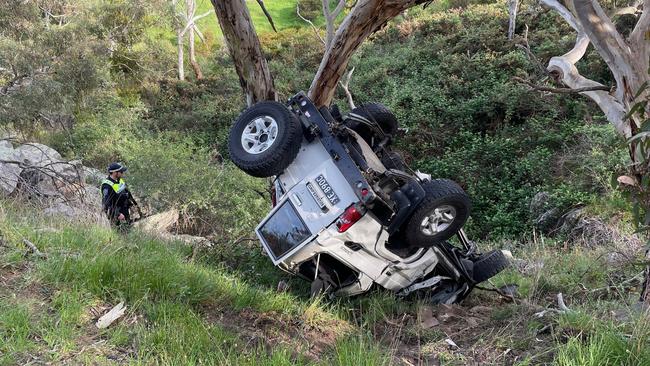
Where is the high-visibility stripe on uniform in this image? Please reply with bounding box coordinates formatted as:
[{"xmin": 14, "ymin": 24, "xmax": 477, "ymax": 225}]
[{"xmin": 100, "ymin": 178, "xmax": 126, "ymax": 195}]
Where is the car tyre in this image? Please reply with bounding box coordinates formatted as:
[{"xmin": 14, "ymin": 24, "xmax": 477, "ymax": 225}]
[
  {"xmin": 471, "ymin": 250, "xmax": 509, "ymax": 283},
  {"xmin": 228, "ymin": 101, "xmax": 303, "ymax": 177},
  {"xmin": 347, "ymin": 103, "xmax": 399, "ymax": 145},
  {"xmin": 381, "ymin": 151, "xmax": 408, "ymax": 171},
  {"xmin": 405, "ymin": 179, "xmax": 471, "ymax": 248}
]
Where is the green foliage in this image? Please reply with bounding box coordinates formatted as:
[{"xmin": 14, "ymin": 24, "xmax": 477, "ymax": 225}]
[
  {"xmin": 556, "ymin": 313, "xmax": 650, "ymax": 366},
  {"xmin": 0, "ymin": 302, "xmax": 34, "ymax": 365},
  {"xmin": 621, "ymin": 82, "xmax": 650, "ymax": 237},
  {"xmin": 2, "ymin": 0, "xmax": 630, "ymax": 242},
  {"xmin": 336, "ymin": 3, "xmax": 625, "ymax": 237},
  {"xmin": 122, "ymin": 135, "xmax": 268, "ymax": 236}
]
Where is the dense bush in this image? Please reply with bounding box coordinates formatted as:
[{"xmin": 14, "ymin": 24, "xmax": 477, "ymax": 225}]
[
  {"xmin": 21, "ymin": 1, "xmax": 629, "ymax": 240},
  {"xmin": 332, "ymin": 3, "xmax": 626, "ymax": 237},
  {"xmin": 122, "ymin": 134, "xmax": 268, "ymax": 236}
]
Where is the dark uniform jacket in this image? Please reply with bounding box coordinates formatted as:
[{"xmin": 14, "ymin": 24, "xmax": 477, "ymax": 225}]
[{"xmin": 101, "ymin": 177, "xmax": 131, "ymax": 222}]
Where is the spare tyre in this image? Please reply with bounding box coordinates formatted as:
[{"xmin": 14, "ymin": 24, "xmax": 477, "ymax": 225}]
[
  {"xmin": 228, "ymin": 101, "xmax": 302, "ymax": 178},
  {"xmin": 404, "ymin": 179, "xmax": 471, "ymax": 248},
  {"xmin": 347, "ymin": 103, "xmax": 399, "ymax": 145}
]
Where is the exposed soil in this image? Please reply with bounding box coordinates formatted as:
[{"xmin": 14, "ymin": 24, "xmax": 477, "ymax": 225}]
[
  {"xmin": 200, "ymin": 303, "xmax": 349, "ymax": 362},
  {"xmin": 369, "ymin": 292, "xmax": 557, "ymax": 365}
]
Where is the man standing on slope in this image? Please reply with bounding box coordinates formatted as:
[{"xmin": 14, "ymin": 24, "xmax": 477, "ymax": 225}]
[{"xmin": 101, "ymin": 162, "xmax": 134, "ymax": 230}]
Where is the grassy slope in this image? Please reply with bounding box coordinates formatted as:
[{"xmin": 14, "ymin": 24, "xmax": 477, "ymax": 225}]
[
  {"xmin": 2, "ymin": 203, "xmax": 650, "ymax": 365},
  {"xmin": 193, "ymin": 0, "xmax": 311, "ymax": 39}
]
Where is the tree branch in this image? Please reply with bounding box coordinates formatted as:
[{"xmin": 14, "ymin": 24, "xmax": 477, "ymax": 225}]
[
  {"xmin": 610, "ymin": 0, "xmax": 643, "ymax": 17},
  {"xmin": 23, "ymin": 239, "xmax": 46, "ymax": 259},
  {"xmin": 631, "ymin": 0, "xmax": 649, "ymax": 41},
  {"xmin": 309, "ymin": 0, "xmax": 429, "ymax": 107},
  {"xmin": 297, "ymin": 4, "xmax": 326, "ymax": 45},
  {"xmin": 570, "ymin": 0, "xmax": 635, "ymax": 102},
  {"xmin": 516, "ymin": 24, "xmax": 546, "ymax": 76},
  {"xmin": 540, "ymin": 0, "xmax": 633, "ymax": 136},
  {"xmin": 513, "ymin": 76, "xmax": 611, "ymax": 94},
  {"xmin": 629, "ymin": 0, "xmax": 650, "ymax": 73},
  {"xmin": 338, "ymin": 66, "xmax": 356, "ymax": 109},
  {"xmin": 323, "ymin": 0, "xmax": 346, "ymax": 49},
  {"xmin": 256, "ymin": 0, "xmax": 277, "ymax": 32}
]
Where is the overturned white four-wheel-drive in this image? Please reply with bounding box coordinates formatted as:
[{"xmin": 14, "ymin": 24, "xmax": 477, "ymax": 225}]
[{"xmin": 228, "ymin": 92, "xmax": 509, "ymax": 303}]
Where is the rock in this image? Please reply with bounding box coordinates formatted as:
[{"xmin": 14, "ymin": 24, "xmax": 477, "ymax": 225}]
[
  {"xmin": 535, "ymin": 207, "xmax": 561, "ymax": 233},
  {"xmin": 171, "ymin": 234, "xmax": 212, "ymax": 247},
  {"xmin": 83, "ymin": 166, "xmax": 105, "ymax": 186},
  {"xmin": 530, "ymin": 192, "xmax": 562, "ymax": 233},
  {"xmin": 418, "ymin": 306, "xmax": 440, "ymax": 329},
  {"xmin": 0, "ymin": 140, "xmax": 23, "ymax": 196},
  {"xmin": 43, "ymin": 202, "xmax": 77, "ymax": 218},
  {"xmin": 136, "ymin": 209, "xmax": 179, "ymax": 233},
  {"xmin": 558, "ymin": 208, "xmax": 585, "ymax": 236},
  {"xmin": 52, "ymin": 159, "xmax": 83, "ymax": 184},
  {"xmin": 81, "ymin": 185, "xmax": 102, "ymax": 207},
  {"xmin": 15, "ymin": 142, "xmax": 62, "ymax": 166}
]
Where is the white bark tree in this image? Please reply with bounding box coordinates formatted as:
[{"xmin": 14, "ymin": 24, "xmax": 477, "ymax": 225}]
[
  {"xmin": 537, "ymin": 0, "xmax": 650, "ymax": 302},
  {"xmin": 212, "ymin": 0, "xmax": 427, "ymax": 107},
  {"xmin": 322, "ymin": 0, "xmax": 347, "ymax": 49},
  {"xmin": 172, "ymin": 0, "xmax": 211, "ymax": 81},
  {"xmin": 539, "ymin": 0, "xmax": 648, "ymax": 138},
  {"xmin": 508, "ymin": 0, "xmax": 519, "ymax": 40},
  {"xmin": 297, "ymin": 0, "xmax": 358, "ymax": 108}
]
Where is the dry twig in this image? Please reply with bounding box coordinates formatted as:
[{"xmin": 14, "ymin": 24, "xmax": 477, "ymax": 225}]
[
  {"xmin": 23, "ymin": 238, "xmax": 46, "ymax": 258},
  {"xmin": 296, "ymin": 4, "xmax": 325, "ymax": 45}
]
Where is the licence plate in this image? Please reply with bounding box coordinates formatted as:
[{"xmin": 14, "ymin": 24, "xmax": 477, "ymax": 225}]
[
  {"xmin": 314, "ymin": 174, "xmax": 340, "ymax": 205},
  {"xmin": 306, "ymin": 182, "xmax": 327, "ymax": 210}
]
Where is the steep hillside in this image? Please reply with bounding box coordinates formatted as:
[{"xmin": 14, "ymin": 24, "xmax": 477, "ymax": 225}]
[{"xmin": 2, "ymin": 1, "xmax": 648, "ymax": 365}]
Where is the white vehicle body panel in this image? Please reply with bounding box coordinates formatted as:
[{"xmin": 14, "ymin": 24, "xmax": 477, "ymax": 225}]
[{"xmin": 255, "ymin": 117, "xmax": 441, "ymax": 296}]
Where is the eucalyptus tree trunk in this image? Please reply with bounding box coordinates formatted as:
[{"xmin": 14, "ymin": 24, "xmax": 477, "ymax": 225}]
[
  {"xmin": 186, "ymin": 0, "xmax": 204, "ymax": 80},
  {"xmin": 177, "ymin": 30, "xmax": 185, "ymax": 81},
  {"xmin": 308, "ymin": 0, "xmax": 428, "ymax": 107},
  {"xmin": 210, "ymin": 0, "xmax": 276, "ymax": 105},
  {"xmin": 508, "ymin": 0, "xmax": 519, "ymax": 40},
  {"xmin": 188, "ymin": 25, "xmax": 203, "ymax": 80},
  {"xmin": 539, "ymin": 0, "xmax": 650, "ymax": 302}
]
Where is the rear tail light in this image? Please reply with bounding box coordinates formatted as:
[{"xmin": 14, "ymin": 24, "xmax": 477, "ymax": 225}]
[{"xmin": 336, "ymin": 204, "xmax": 365, "ymax": 233}]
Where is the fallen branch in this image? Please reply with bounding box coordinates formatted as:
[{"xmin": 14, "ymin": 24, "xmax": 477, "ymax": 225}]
[
  {"xmin": 533, "ymin": 292, "xmax": 572, "ymax": 318},
  {"xmin": 513, "ymin": 76, "xmax": 611, "ymax": 94},
  {"xmin": 476, "ymin": 282, "xmax": 516, "ymax": 302},
  {"xmin": 557, "ymin": 292, "xmax": 570, "ymax": 312},
  {"xmin": 96, "ymin": 302, "xmax": 126, "ymax": 329},
  {"xmin": 23, "ymin": 239, "xmax": 46, "ymax": 258},
  {"xmin": 587, "ymin": 271, "xmax": 645, "ymax": 296}
]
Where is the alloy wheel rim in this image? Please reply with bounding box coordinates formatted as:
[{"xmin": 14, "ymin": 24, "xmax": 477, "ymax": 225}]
[
  {"xmin": 241, "ymin": 116, "xmax": 279, "ymax": 154},
  {"xmin": 420, "ymin": 205, "xmax": 457, "ymax": 236}
]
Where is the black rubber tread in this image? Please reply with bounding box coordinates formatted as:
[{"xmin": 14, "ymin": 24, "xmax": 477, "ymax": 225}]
[
  {"xmin": 228, "ymin": 101, "xmax": 303, "ymax": 178},
  {"xmin": 381, "ymin": 150, "xmax": 408, "ymax": 171},
  {"xmin": 350, "ymin": 102, "xmax": 399, "ymax": 136},
  {"xmin": 471, "ymin": 250, "xmax": 510, "ymax": 283},
  {"xmin": 405, "ymin": 179, "xmax": 471, "ymax": 248}
]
